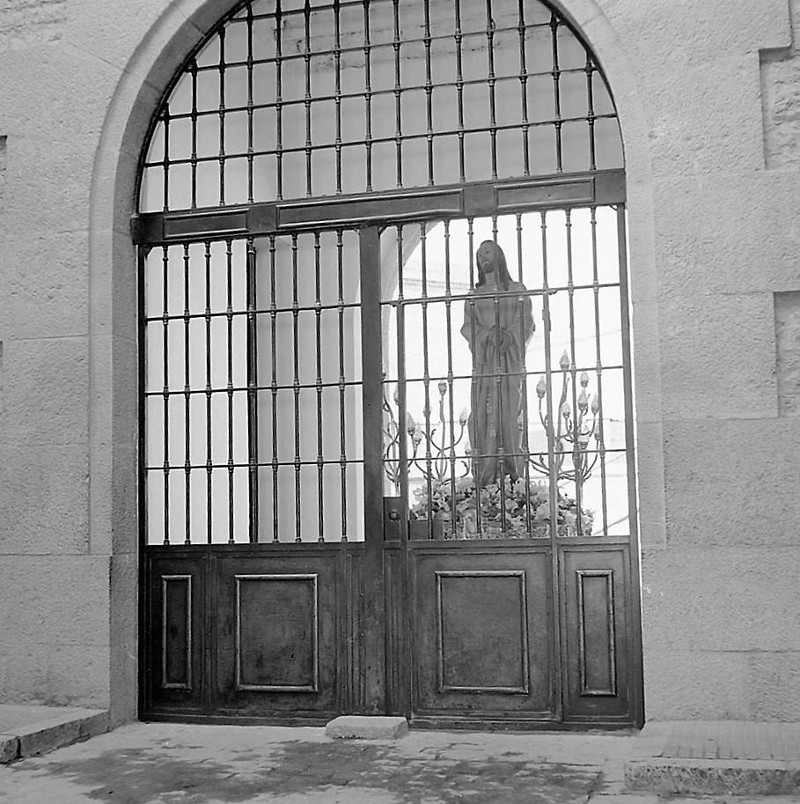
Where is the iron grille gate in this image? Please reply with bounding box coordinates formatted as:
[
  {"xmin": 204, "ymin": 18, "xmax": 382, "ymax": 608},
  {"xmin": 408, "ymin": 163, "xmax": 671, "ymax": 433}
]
[{"xmin": 136, "ymin": 0, "xmax": 642, "ymax": 727}]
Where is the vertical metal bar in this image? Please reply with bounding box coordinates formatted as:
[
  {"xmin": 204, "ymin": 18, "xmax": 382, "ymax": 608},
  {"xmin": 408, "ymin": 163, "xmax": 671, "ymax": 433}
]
[
  {"xmin": 564, "ymin": 209, "xmax": 585, "ymax": 533},
  {"xmin": 162, "ymin": 245, "xmax": 170, "ymax": 545},
  {"xmin": 539, "ymin": 209, "xmax": 564, "ymax": 719},
  {"xmin": 443, "ymin": 221, "xmax": 458, "ymax": 528},
  {"xmin": 270, "ymin": 234, "xmax": 280, "ymax": 542},
  {"xmin": 363, "ymin": 0, "xmax": 373, "ymax": 192},
  {"xmin": 292, "ymin": 232, "xmax": 302, "ymax": 542},
  {"xmin": 540, "ymin": 213, "xmax": 558, "ymax": 538},
  {"xmin": 454, "ymin": 0, "xmax": 466, "ymax": 183},
  {"xmin": 590, "ymin": 207, "xmax": 609, "ymax": 532},
  {"xmin": 218, "ymin": 28, "xmax": 227, "ymax": 206},
  {"xmin": 314, "ymin": 232, "xmax": 325, "ymax": 542},
  {"xmin": 226, "ymin": 239, "xmax": 235, "ymax": 543},
  {"xmin": 204, "ymin": 242, "xmax": 213, "ymax": 543},
  {"xmin": 550, "ymin": 13, "xmax": 563, "ymax": 172},
  {"xmin": 162, "ymin": 107, "xmax": 171, "ymax": 211},
  {"xmin": 491, "ymin": 218, "xmax": 507, "ymax": 529},
  {"xmin": 420, "ymin": 222, "xmax": 433, "ymax": 538},
  {"xmin": 303, "ymin": 0, "xmax": 313, "ymax": 197},
  {"xmin": 423, "ymin": 0, "xmax": 434, "ymax": 185},
  {"xmin": 394, "ymin": 226, "xmax": 409, "ymax": 512},
  {"xmin": 392, "ymin": 0, "xmax": 402, "ymax": 188},
  {"xmin": 275, "ymin": 0, "xmax": 284, "ymax": 200},
  {"xmin": 337, "ymin": 229, "xmax": 349, "ymax": 541},
  {"xmin": 485, "ymin": 0, "xmax": 498, "ymax": 180},
  {"xmin": 466, "ymin": 218, "xmax": 482, "ymax": 537},
  {"xmin": 585, "ymin": 52, "xmax": 597, "ymax": 172},
  {"xmin": 246, "ymin": 6, "xmax": 255, "ymax": 203},
  {"xmin": 516, "ymin": 213, "xmax": 533, "ymax": 534},
  {"xmin": 246, "ymin": 237, "xmax": 259, "ymax": 543},
  {"xmin": 190, "ymin": 60, "xmax": 199, "ymax": 209},
  {"xmin": 516, "ymin": 0, "xmax": 530, "ymax": 176},
  {"xmin": 334, "ymin": 0, "xmax": 343, "ymax": 194},
  {"xmin": 183, "ymin": 243, "xmax": 192, "ymax": 544}
]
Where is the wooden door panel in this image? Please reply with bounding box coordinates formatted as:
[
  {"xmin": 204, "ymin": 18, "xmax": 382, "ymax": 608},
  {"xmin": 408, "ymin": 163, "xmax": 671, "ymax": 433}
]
[
  {"xmin": 213, "ymin": 548, "xmax": 345, "ymax": 716},
  {"xmin": 144, "ymin": 551, "xmax": 207, "ymax": 715},
  {"xmin": 410, "ymin": 543, "xmax": 556, "ymax": 722},
  {"xmin": 561, "ymin": 545, "xmax": 633, "ymax": 722}
]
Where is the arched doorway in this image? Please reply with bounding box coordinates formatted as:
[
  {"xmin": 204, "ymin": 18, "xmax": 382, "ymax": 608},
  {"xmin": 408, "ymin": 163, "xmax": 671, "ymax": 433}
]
[{"xmin": 134, "ymin": 0, "xmax": 642, "ymax": 727}]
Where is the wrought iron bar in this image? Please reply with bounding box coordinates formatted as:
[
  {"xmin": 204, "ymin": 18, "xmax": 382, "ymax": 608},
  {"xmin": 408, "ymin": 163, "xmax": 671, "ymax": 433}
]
[
  {"xmin": 362, "ymin": 0, "xmax": 373, "ymax": 191},
  {"xmin": 269, "ymin": 234, "xmax": 280, "ymax": 541},
  {"xmin": 218, "ymin": 28, "xmax": 227, "ymax": 206},
  {"xmin": 516, "ymin": 212, "xmax": 533, "ymax": 534},
  {"xmin": 517, "ymin": 0, "xmax": 530, "ymax": 175},
  {"xmin": 585, "ymin": 52, "xmax": 597, "ymax": 172},
  {"xmin": 590, "ymin": 206, "xmax": 608, "ymax": 532},
  {"xmin": 246, "ymin": 6, "xmax": 255, "ymax": 203},
  {"xmin": 392, "ymin": 0, "xmax": 402, "ymax": 187},
  {"xmin": 226, "ymin": 238, "xmax": 235, "ymax": 542},
  {"xmin": 443, "ymin": 220, "xmax": 458, "ymax": 524},
  {"xmin": 485, "ymin": 0, "xmax": 498, "ymax": 180},
  {"xmin": 304, "ymin": 0, "xmax": 313, "ymax": 197},
  {"xmin": 183, "ymin": 243, "xmax": 192, "ymax": 544},
  {"xmin": 204, "ymin": 241, "xmax": 213, "ymax": 542},
  {"xmin": 190, "ymin": 60, "xmax": 199, "ymax": 209},
  {"xmin": 291, "ymin": 233, "xmax": 302, "ymax": 542},
  {"xmin": 314, "ymin": 232, "xmax": 325, "ymax": 541},
  {"xmin": 454, "ymin": 0, "xmax": 466, "ymax": 183},
  {"xmin": 161, "ymin": 245, "xmax": 170, "ymax": 545},
  {"xmin": 334, "ymin": 0, "xmax": 343, "ymax": 193},
  {"xmin": 420, "ymin": 223, "xmax": 433, "ymax": 538},
  {"xmin": 423, "ymin": 0, "xmax": 434, "ymax": 185},
  {"xmin": 275, "ymin": 0, "xmax": 284, "ymax": 200},
  {"xmin": 564, "ymin": 209, "xmax": 584, "ymax": 534},
  {"xmin": 337, "ymin": 229, "xmax": 349, "ymax": 541},
  {"xmin": 246, "ymin": 237, "xmax": 259, "ymax": 542},
  {"xmin": 550, "ymin": 13, "xmax": 563, "ymax": 172}
]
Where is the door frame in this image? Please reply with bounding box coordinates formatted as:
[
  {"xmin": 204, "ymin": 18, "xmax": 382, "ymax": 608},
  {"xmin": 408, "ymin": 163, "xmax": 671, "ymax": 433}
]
[{"xmin": 135, "ymin": 168, "xmax": 643, "ymax": 727}]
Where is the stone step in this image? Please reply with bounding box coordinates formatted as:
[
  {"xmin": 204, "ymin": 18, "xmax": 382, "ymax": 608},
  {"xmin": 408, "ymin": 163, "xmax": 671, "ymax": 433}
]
[{"xmin": 0, "ymin": 705, "xmax": 108, "ymax": 764}]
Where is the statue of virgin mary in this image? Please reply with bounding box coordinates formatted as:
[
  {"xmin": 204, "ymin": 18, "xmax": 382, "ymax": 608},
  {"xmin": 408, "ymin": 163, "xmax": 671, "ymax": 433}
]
[{"xmin": 461, "ymin": 240, "xmax": 534, "ymax": 487}]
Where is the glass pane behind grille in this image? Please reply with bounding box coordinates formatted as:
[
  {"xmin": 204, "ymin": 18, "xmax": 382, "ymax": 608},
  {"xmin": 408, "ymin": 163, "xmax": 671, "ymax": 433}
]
[{"xmin": 139, "ymin": 0, "xmax": 622, "ymax": 212}]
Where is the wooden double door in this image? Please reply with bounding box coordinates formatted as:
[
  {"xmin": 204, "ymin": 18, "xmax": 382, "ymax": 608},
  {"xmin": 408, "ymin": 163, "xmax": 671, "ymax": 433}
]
[{"xmin": 140, "ymin": 174, "xmax": 643, "ymax": 728}]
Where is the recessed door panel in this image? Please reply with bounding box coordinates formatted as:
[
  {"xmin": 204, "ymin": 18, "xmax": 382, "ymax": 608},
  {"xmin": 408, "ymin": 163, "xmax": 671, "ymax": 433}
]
[{"xmin": 411, "ymin": 545, "xmax": 555, "ymax": 721}]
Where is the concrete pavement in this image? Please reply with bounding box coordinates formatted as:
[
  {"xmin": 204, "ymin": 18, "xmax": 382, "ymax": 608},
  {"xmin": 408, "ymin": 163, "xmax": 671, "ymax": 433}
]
[{"xmin": 0, "ymin": 720, "xmax": 799, "ymax": 804}]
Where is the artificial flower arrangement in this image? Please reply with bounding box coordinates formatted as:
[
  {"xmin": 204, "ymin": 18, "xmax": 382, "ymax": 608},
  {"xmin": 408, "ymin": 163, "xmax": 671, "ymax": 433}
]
[{"xmin": 409, "ymin": 474, "xmax": 594, "ymax": 539}]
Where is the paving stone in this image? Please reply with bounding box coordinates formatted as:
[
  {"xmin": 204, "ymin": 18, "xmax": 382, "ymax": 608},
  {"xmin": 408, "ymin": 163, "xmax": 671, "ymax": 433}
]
[{"xmin": 325, "ymin": 716, "xmax": 409, "ymax": 740}]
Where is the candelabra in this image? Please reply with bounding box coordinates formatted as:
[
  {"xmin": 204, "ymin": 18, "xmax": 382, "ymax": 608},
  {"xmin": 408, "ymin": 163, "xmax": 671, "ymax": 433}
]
[
  {"xmin": 382, "ymin": 378, "xmax": 470, "ymax": 492},
  {"xmin": 530, "ymin": 350, "xmax": 601, "ymax": 485}
]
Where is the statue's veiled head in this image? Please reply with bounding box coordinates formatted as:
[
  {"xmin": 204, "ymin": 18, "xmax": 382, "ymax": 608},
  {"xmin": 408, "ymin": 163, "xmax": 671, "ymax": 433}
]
[{"xmin": 475, "ymin": 240, "xmax": 513, "ymax": 289}]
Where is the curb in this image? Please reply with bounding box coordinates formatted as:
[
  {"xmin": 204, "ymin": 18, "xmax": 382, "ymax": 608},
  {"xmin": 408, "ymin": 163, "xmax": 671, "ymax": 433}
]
[
  {"xmin": 625, "ymin": 758, "xmax": 800, "ymax": 796},
  {"xmin": 0, "ymin": 709, "xmax": 109, "ymax": 764}
]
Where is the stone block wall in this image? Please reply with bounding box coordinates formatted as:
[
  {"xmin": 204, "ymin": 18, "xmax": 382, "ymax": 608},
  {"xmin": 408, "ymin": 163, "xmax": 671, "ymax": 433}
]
[{"xmin": 0, "ymin": 0, "xmax": 798, "ymax": 723}]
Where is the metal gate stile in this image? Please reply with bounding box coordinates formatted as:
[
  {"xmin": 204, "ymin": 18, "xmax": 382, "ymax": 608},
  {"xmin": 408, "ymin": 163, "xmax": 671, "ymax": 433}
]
[{"xmin": 136, "ymin": 0, "xmax": 643, "ymax": 727}]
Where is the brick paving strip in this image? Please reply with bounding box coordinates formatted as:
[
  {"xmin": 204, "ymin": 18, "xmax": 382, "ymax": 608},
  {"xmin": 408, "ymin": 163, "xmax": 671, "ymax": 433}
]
[{"xmin": 625, "ymin": 720, "xmax": 800, "ymax": 796}]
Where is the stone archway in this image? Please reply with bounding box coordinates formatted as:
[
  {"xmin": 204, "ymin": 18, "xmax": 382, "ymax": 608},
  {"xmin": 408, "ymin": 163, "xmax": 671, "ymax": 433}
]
[{"xmin": 89, "ymin": 0, "xmax": 661, "ymax": 724}]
